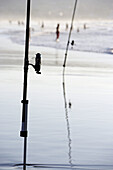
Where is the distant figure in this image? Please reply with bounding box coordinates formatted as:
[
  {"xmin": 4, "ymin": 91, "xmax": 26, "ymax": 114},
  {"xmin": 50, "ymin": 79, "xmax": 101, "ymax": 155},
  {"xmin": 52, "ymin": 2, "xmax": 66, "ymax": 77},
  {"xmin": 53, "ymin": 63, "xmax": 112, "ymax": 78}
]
[
  {"xmin": 18, "ymin": 21, "xmax": 21, "ymax": 25},
  {"xmin": 66, "ymin": 23, "xmax": 68, "ymax": 30},
  {"xmin": 56, "ymin": 24, "xmax": 60, "ymax": 41},
  {"xmin": 21, "ymin": 21, "xmax": 24, "ymax": 25},
  {"xmin": 77, "ymin": 27, "xmax": 80, "ymax": 33},
  {"xmin": 41, "ymin": 22, "xmax": 44, "ymax": 28},
  {"xmin": 83, "ymin": 23, "xmax": 86, "ymax": 29},
  {"xmin": 31, "ymin": 27, "xmax": 35, "ymax": 32},
  {"xmin": 9, "ymin": 20, "xmax": 12, "ymax": 24}
]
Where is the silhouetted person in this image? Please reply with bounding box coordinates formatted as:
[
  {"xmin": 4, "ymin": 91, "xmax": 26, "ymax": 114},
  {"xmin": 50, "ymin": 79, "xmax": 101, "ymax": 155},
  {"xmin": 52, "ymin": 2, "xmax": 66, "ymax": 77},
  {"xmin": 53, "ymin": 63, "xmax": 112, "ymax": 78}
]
[
  {"xmin": 31, "ymin": 27, "xmax": 35, "ymax": 32},
  {"xmin": 84, "ymin": 23, "xmax": 86, "ymax": 29},
  {"xmin": 9, "ymin": 20, "xmax": 12, "ymax": 24},
  {"xmin": 18, "ymin": 21, "xmax": 21, "ymax": 25},
  {"xmin": 56, "ymin": 24, "xmax": 60, "ymax": 41},
  {"xmin": 21, "ymin": 21, "xmax": 24, "ymax": 25},
  {"xmin": 41, "ymin": 22, "xmax": 44, "ymax": 28},
  {"xmin": 77, "ymin": 27, "xmax": 80, "ymax": 33}
]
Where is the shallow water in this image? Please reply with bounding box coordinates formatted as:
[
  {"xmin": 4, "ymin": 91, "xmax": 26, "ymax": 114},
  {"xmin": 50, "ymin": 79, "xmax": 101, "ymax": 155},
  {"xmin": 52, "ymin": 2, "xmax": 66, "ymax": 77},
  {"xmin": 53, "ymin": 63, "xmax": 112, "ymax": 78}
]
[
  {"xmin": 1, "ymin": 21, "xmax": 113, "ymax": 170},
  {"xmin": 1, "ymin": 52, "xmax": 113, "ymax": 169},
  {"xmin": 1, "ymin": 21, "xmax": 113, "ymax": 55}
]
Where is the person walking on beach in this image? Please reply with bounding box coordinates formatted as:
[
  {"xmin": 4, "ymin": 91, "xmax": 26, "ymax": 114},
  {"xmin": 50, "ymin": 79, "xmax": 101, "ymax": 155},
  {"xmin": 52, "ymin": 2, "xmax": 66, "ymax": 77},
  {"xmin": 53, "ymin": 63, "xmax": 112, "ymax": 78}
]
[
  {"xmin": 41, "ymin": 22, "xmax": 44, "ymax": 28},
  {"xmin": 56, "ymin": 23, "xmax": 60, "ymax": 41},
  {"xmin": 83, "ymin": 23, "xmax": 86, "ymax": 29}
]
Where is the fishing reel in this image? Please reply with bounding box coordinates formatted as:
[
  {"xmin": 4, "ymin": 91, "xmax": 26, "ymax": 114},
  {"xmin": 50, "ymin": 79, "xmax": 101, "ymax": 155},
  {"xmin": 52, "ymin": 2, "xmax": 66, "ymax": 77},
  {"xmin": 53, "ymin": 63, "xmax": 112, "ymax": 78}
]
[
  {"xmin": 29, "ymin": 53, "xmax": 41, "ymax": 74},
  {"xmin": 71, "ymin": 40, "xmax": 74, "ymax": 46}
]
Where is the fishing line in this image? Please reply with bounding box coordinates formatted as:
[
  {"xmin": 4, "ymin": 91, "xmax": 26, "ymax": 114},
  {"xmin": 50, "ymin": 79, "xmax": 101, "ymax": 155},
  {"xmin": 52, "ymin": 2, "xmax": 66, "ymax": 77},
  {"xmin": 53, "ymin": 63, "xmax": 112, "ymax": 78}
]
[
  {"xmin": 62, "ymin": 0, "xmax": 78, "ymax": 163},
  {"xmin": 63, "ymin": 0, "xmax": 78, "ymax": 74},
  {"xmin": 62, "ymin": 76, "xmax": 73, "ymax": 166}
]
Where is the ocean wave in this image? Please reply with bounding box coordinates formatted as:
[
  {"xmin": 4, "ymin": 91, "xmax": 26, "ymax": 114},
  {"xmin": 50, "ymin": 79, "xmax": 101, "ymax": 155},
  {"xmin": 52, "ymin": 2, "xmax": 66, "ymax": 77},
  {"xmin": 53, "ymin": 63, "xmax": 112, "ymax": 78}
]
[{"xmin": 1, "ymin": 21, "xmax": 113, "ymax": 55}]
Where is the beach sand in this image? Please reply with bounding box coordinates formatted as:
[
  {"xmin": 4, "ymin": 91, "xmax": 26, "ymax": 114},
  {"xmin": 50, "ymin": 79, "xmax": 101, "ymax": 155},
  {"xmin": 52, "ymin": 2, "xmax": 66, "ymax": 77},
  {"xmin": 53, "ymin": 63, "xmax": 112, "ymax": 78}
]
[{"xmin": 1, "ymin": 25, "xmax": 113, "ymax": 170}]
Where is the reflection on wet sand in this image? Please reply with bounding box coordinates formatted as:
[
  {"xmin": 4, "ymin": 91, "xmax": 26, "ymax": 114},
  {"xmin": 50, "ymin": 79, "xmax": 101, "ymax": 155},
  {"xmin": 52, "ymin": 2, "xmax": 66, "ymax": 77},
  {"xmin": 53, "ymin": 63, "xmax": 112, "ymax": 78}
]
[{"xmin": 62, "ymin": 74, "xmax": 72, "ymax": 167}]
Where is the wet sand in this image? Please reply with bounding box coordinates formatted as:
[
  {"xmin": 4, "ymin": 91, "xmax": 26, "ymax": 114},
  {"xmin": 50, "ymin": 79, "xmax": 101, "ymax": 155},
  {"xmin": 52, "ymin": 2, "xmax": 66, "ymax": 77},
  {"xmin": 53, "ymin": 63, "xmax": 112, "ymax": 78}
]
[{"xmin": 1, "ymin": 33, "xmax": 113, "ymax": 169}]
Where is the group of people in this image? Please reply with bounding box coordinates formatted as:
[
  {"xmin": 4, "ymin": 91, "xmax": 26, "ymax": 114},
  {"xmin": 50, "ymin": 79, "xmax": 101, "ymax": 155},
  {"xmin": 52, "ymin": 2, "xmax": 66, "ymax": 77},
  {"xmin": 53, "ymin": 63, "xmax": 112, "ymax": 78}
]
[
  {"xmin": 56, "ymin": 23, "xmax": 87, "ymax": 41},
  {"xmin": 9, "ymin": 19, "xmax": 87, "ymax": 43}
]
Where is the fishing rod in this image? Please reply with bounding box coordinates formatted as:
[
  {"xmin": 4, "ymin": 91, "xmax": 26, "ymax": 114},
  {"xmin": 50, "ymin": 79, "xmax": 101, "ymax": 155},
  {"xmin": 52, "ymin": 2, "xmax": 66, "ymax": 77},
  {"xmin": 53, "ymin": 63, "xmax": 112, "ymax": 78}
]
[
  {"xmin": 62, "ymin": 0, "xmax": 78, "ymax": 163},
  {"xmin": 63, "ymin": 0, "xmax": 78, "ymax": 74},
  {"xmin": 20, "ymin": 0, "xmax": 41, "ymax": 170},
  {"xmin": 20, "ymin": 0, "xmax": 31, "ymax": 169}
]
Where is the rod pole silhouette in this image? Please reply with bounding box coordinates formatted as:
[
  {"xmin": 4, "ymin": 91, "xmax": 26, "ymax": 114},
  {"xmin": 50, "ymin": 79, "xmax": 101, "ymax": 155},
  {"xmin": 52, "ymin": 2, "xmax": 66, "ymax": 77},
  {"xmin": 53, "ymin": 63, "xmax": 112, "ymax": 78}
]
[
  {"xmin": 63, "ymin": 0, "xmax": 78, "ymax": 73},
  {"xmin": 20, "ymin": 0, "xmax": 31, "ymax": 170}
]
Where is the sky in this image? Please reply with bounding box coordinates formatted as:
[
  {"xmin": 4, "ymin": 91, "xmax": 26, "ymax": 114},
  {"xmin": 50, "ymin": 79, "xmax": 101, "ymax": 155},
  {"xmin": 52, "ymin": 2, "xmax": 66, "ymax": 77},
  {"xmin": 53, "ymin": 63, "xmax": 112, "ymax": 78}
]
[{"xmin": 0, "ymin": 0, "xmax": 113, "ymax": 21}]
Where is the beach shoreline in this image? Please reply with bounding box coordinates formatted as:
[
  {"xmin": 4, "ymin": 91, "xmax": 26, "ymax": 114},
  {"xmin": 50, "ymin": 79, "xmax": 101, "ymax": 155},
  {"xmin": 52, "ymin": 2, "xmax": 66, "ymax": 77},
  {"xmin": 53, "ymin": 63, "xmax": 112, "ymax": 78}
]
[{"xmin": 1, "ymin": 20, "xmax": 113, "ymax": 170}]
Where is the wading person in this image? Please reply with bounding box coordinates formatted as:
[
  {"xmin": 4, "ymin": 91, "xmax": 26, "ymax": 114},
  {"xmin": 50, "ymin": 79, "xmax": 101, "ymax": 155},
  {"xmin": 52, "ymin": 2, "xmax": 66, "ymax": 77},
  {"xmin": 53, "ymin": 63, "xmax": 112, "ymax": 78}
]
[{"xmin": 56, "ymin": 23, "xmax": 60, "ymax": 41}]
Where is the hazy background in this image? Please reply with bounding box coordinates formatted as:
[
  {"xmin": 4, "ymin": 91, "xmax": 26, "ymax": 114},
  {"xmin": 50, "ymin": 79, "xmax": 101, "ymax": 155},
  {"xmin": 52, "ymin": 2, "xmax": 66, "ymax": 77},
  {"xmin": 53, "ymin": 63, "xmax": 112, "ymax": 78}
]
[{"xmin": 0, "ymin": 0, "xmax": 113, "ymax": 21}]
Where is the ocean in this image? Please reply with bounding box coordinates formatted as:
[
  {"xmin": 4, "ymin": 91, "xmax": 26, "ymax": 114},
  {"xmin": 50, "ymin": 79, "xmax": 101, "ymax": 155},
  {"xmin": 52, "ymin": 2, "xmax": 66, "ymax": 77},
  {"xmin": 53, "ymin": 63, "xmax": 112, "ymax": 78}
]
[{"xmin": 0, "ymin": 0, "xmax": 113, "ymax": 20}]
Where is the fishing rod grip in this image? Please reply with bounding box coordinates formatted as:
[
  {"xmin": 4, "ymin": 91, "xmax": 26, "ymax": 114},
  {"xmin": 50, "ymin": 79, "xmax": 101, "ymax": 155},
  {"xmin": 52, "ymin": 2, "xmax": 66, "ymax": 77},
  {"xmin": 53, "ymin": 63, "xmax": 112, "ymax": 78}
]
[{"xmin": 20, "ymin": 100, "xmax": 29, "ymax": 137}]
